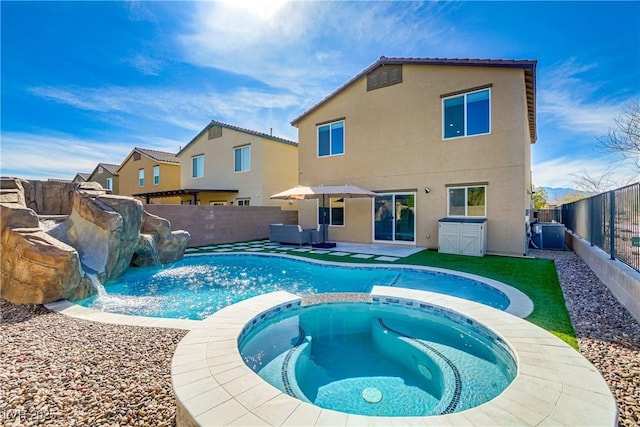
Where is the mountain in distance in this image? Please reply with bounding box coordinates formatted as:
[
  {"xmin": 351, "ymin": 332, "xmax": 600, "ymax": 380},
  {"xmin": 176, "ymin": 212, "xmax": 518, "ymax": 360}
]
[{"xmin": 542, "ymin": 187, "xmax": 578, "ymax": 204}]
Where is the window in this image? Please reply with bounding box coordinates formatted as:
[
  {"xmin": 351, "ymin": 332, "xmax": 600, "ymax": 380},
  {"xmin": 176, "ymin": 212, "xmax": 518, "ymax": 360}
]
[
  {"xmin": 448, "ymin": 185, "xmax": 486, "ymax": 217},
  {"xmin": 237, "ymin": 199, "xmax": 250, "ymax": 206},
  {"xmin": 153, "ymin": 165, "xmax": 160, "ymax": 185},
  {"xmin": 138, "ymin": 169, "xmax": 144, "ymax": 187},
  {"xmin": 443, "ymin": 88, "xmax": 490, "ymax": 139},
  {"xmin": 234, "ymin": 145, "xmax": 250, "ymax": 172},
  {"xmin": 317, "ymin": 120, "xmax": 344, "ymax": 157},
  {"xmin": 192, "ymin": 155, "xmax": 204, "ymax": 178},
  {"xmin": 319, "ymin": 197, "xmax": 345, "ymax": 226},
  {"xmin": 106, "ymin": 177, "xmax": 113, "ymax": 191}
]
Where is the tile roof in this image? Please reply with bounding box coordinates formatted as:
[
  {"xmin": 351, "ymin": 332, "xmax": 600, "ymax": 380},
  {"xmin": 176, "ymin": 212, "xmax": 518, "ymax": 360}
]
[
  {"xmin": 134, "ymin": 147, "xmax": 180, "ymax": 164},
  {"xmin": 177, "ymin": 120, "xmax": 297, "ymax": 157},
  {"xmin": 291, "ymin": 56, "xmax": 537, "ymax": 142},
  {"xmin": 98, "ymin": 163, "xmax": 120, "ymax": 175}
]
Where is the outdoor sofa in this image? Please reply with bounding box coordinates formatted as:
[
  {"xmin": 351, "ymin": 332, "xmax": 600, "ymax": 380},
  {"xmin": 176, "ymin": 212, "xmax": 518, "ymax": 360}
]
[{"xmin": 269, "ymin": 224, "xmax": 313, "ymax": 246}]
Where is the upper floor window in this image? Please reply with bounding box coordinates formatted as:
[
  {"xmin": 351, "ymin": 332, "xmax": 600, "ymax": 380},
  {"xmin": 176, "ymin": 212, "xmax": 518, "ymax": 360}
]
[
  {"xmin": 138, "ymin": 169, "xmax": 144, "ymax": 187},
  {"xmin": 192, "ymin": 155, "xmax": 204, "ymax": 178},
  {"xmin": 448, "ymin": 185, "xmax": 486, "ymax": 217},
  {"xmin": 153, "ymin": 165, "xmax": 160, "ymax": 185},
  {"xmin": 237, "ymin": 198, "xmax": 250, "ymax": 206},
  {"xmin": 106, "ymin": 177, "xmax": 113, "ymax": 191},
  {"xmin": 318, "ymin": 120, "xmax": 344, "ymax": 157},
  {"xmin": 443, "ymin": 88, "xmax": 490, "ymax": 139},
  {"xmin": 234, "ymin": 145, "xmax": 250, "ymax": 172}
]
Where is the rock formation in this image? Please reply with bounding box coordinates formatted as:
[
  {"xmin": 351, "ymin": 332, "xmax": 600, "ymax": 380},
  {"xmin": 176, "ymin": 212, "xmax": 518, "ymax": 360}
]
[
  {"xmin": 132, "ymin": 211, "xmax": 190, "ymax": 267},
  {"xmin": 0, "ymin": 178, "xmax": 190, "ymax": 304}
]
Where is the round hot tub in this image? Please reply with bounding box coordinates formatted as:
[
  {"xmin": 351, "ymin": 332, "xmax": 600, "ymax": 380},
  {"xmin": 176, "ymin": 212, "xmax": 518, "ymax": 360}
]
[{"xmin": 239, "ymin": 301, "xmax": 516, "ymax": 417}]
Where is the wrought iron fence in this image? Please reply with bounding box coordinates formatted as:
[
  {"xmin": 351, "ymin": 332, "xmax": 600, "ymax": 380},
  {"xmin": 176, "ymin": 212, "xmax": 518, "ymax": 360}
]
[{"xmin": 559, "ymin": 182, "xmax": 640, "ymax": 273}]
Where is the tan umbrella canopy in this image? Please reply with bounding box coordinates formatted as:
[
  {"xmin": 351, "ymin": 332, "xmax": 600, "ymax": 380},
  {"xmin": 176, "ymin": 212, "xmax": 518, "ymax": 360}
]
[
  {"xmin": 270, "ymin": 184, "xmax": 377, "ymax": 247},
  {"xmin": 269, "ymin": 185, "xmax": 316, "ymax": 200},
  {"xmin": 270, "ymin": 184, "xmax": 376, "ymax": 200}
]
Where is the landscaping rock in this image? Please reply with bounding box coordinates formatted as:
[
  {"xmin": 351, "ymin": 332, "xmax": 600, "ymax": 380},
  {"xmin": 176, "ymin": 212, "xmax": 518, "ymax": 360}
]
[{"xmin": 533, "ymin": 249, "xmax": 640, "ymax": 426}]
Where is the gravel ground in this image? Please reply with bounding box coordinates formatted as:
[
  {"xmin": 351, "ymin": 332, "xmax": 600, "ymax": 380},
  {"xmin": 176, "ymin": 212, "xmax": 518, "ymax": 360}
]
[
  {"xmin": 532, "ymin": 249, "xmax": 640, "ymax": 427},
  {"xmin": 0, "ymin": 303, "xmax": 186, "ymax": 426},
  {"xmin": 1, "ymin": 249, "xmax": 638, "ymax": 426}
]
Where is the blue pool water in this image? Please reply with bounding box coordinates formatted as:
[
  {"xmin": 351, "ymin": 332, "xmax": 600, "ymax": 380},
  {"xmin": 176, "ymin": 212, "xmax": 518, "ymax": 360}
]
[
  {"xmin": 74, "ymin": 254, "xmax": 509, "ymax": 320},
  {"xmin": 240, "ymin": 302, "xmax": 516, "ymax": 416}
]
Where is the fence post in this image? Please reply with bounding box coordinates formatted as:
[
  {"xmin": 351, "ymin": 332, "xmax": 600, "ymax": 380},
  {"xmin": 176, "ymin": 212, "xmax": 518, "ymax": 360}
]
[
  {"xmin": 609, "ymin": 190, "xmax": 615, "ymax": 260},
  {"xmin": 589, "ymin": 197, "xmax": 594, "ymax": 246}
]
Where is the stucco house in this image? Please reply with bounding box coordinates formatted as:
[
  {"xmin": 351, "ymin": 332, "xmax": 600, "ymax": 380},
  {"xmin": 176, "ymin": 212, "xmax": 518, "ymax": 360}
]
[
  {"xmin": 72, "ymin": 172, "xmax": 90, "ymax": 183},
  {"xmin": 117, "ymin": 147, "xmax": 182, "ymax": 204},
  {"xmin": 87, "ymin": 163, "xmax": 119, "ymax": 193},
  {"xmin": 175, "ymin": 120, "xmax": 298, "ymax": 208},
  {"xmin": 291, "ymin": 56, "xmax": 537, "ymax": 256}
]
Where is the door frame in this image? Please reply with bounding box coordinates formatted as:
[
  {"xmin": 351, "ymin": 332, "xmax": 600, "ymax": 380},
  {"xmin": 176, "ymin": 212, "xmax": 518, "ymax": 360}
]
[{"xmin": 372, "ymin": 192, "xmax": 416, "ymax": 245}]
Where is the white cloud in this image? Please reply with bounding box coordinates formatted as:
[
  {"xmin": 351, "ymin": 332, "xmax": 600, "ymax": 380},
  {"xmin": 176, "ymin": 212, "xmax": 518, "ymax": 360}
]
[
  {"xmin": 532, "ymin": 155, "xmax": 635, "ymax": 190},
  {"xmin": 28, "ymin": 84, "xmax": 301, "ymax": 136},
  {"xmin": 127, "ymin": 54, "xmax": 162, "ymax": 76},
  {"xmin": 174, "ymin": 1, "xmax": 464, "ymax": 96},
  {"xmin": 0, "ymin": 132, "xmax": 135, "ymax": 180},
  {"xmin": 538, "ymin": 58, "xmax": 630, "ymax": 136}
]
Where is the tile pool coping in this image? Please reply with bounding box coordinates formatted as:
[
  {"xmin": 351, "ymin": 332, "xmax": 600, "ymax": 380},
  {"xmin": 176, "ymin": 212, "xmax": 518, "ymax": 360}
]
[{"xmin": 172, "ymin": 288, "xmax": 617, "ymax": 426}]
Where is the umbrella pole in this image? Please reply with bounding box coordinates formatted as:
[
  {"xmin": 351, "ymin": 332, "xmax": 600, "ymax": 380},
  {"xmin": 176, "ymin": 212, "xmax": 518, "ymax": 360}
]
[{"xmin": 313, "ymin": 194, "xmax": 336, "ymax": 248}]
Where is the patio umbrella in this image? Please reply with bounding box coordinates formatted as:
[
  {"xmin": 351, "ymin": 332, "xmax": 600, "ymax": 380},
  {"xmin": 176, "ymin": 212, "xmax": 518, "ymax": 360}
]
[
  {"xmin": 270, "ymin": 184, "xmax": 376, "ymax": 246},
  {"xmin": 269, "ymin": 185, "xmax": 317, "ymax": 200}
]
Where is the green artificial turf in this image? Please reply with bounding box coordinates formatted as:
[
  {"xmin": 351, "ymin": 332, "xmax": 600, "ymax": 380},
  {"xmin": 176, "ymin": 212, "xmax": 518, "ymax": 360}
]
[
  {"xmin": 278, "ymin": 248, "xmax": 578, "ymax": 350},
  {"xmin": 400, "ymin": 250, "xmax": 578, "ymax": 350}
]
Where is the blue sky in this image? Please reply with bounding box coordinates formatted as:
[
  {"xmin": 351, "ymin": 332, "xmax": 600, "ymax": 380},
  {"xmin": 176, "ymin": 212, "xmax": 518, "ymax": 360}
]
[{"xmin": 2, "ymin": 1, "xmax": 639, "ymax": 189}]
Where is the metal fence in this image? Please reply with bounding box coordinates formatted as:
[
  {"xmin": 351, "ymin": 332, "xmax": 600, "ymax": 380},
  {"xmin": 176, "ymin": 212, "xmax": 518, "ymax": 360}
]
[{"xmin": 557, "ymin": 182, "xmax": 640, "ymax": 273}]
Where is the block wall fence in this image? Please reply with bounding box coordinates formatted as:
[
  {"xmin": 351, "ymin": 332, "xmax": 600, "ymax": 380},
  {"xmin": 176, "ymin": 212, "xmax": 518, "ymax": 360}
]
[{"xmin": 143, "ymin": 205, "xmax": 298, "ymax": 247}]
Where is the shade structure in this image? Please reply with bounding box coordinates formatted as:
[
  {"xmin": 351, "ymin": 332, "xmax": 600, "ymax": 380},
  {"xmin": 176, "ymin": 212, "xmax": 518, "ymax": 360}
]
[
  {"xmin": 270, "ymin": 184, "xmax": 376, "ymax": 200},
  {"xmin": 270, "ymin": 184, "xmax": 376, "ymax": 247},
  {"xmin": 269, "ymin": 185, "xmax": 316, "ymax": 200}
]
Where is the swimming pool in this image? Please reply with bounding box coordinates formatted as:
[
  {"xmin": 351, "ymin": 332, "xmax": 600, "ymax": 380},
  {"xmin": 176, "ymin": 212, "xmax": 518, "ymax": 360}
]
[
  {"xmin": 239, "ymin": 301, "xmax": 516, "ymax": 416},
  {"xmin": 74, "ymin": 254, "xmax": 520, "ymax": 320}
]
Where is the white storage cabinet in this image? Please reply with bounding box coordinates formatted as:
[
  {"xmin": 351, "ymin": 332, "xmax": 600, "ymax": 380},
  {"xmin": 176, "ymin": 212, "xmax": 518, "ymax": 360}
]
[{"xmin": 438, "ymin": 218, "xmax": 487, "ymax": 257}]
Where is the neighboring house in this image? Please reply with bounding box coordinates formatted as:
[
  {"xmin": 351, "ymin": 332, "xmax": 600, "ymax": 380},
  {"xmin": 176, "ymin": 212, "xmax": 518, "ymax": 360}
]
[
  {"xmin": 87, "ymin": 163, "xmax": 119, "ymax": 193},
  {"xmin": 291, "ymin": 56, "xmax": 537, "ymax": 256},
  {"xmin": 176, "ymin": 120, "xmax": 298, "ymax": 207},
  {"xmin": 72, "ymin": 173, "xmax": 90, "ymax": 183},
  {"xmin": 117, "ymin": 147, "xmax": 181, "ymax": 204}
]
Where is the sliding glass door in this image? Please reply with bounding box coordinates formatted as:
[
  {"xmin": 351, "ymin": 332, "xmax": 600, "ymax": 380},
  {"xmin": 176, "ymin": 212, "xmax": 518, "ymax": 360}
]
[{"xmin": 373, "ymin": 193, "xmax": 415, "ymax": 243}]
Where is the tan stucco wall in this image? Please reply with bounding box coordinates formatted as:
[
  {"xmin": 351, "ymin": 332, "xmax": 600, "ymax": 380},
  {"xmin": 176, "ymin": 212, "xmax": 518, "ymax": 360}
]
[
  {"xmin": 295, "ymin": 64, "xmax": 532, "ymax": 256},
  {"xmin": 118, "ymin": 155, "xmax": 181, "ymax": 205},
  {"xmin": 88, "ymin": 169, "xmax": 118, "ymax": 194},
  {"xmin": 178, "ymin": 128, "xmax": 298, "ymax": 209}
]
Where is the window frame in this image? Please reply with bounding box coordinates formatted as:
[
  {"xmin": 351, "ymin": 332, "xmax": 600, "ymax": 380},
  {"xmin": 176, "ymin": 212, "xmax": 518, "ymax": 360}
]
[
  {"xmin": 234, "ymin": 145, "xmax": 251, "ymax": 173},
  {"xmin": 192, "ymin": 155, "xmax": 204, "ymax": 178},
  {"xmin": 153, "ymin": 165, "xmax": 160, "ymax": 185},
  {"xmin": 318, "ymin": 197, "xmax": 345, "ymax": 227},
  {"xmin": 442, "ymin": 87, "xmax": 491, "ymax": 140},
  {"xmin": 105, "ymin": 177, "xmax": 113, "ymax": 191},
  {"xmin": 138, "ymin": 169, "xmax": 144, "ymax": 187},
  {"xmin": 447, "ymin": 185, "xmax": 487, "ymax": 217},
  {"xmin": 317, "ymin": 119, "xmax": 345, "ymax": 158}
]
